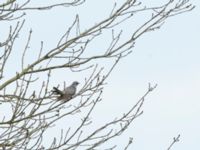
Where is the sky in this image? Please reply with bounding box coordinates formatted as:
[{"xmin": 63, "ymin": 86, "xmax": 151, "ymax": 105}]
[
  {"xmin": 1, "ymin": 0, "xmax": 200, "ymax": 149},
  {"xmin": 103, "ymin": 0, "xmax": 200, "ymax": 149}
]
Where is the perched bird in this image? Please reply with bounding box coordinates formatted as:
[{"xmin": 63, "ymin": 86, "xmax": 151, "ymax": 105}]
[{"xmin": 52, "ymin": 81, "xmax": 79, "ymax": 101}]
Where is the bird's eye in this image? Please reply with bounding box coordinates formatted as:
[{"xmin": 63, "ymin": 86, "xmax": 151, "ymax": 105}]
[{"xmin": 74, "ymin": 81, "xmax": 79, "ymax": 85}]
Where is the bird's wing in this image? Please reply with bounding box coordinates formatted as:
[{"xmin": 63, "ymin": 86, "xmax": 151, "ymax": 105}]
[{"xmin": 64, "ymin": 86, "xmax": 76, "ymax": 95}]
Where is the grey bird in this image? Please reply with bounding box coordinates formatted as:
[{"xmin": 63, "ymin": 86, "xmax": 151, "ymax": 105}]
[{"xmin": 52, "ymin": 81, "xmax": 79, "ymax": 101}]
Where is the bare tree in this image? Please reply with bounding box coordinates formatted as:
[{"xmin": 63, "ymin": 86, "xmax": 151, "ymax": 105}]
[{"xmin": 0, "ymin": 0, "xmax": 194, "ymax": 149}]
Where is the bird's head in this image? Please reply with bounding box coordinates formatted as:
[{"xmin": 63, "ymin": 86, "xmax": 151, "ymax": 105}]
[{"xmin": 72, "ymin": 81, "xmax": 79, "ymax": 87}]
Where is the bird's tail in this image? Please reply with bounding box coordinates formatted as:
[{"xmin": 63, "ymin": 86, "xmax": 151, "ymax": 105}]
[{"xmin": 52, "ymin": 87, "xmax": 63, "ymax": 96}]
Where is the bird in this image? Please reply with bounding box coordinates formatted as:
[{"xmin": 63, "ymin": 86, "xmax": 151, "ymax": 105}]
[{"xmin": 52, "ymin": 81, "xmax": 79, "ymax": 101}]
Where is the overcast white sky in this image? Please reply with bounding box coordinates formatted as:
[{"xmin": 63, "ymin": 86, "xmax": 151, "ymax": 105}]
[
  {"xmin": 79, "ymin": 0, "xmax": 200, "ymax": 149},
  {"xmin": 104, "ymin": 0, "xmax": 200, "ymax": 149},
  {"xmin": 1, "ymin": 0, "xmax": 200, "ymax": 149}
]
